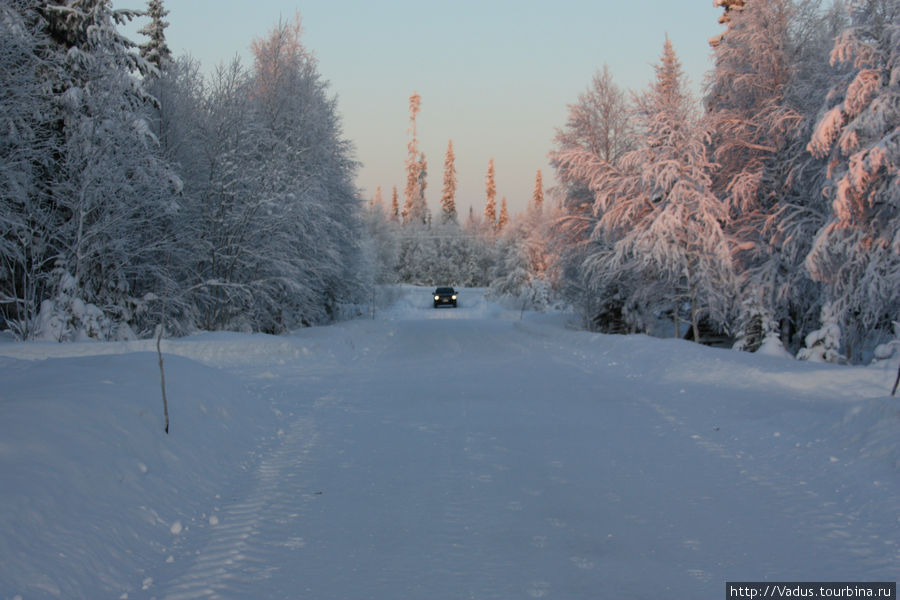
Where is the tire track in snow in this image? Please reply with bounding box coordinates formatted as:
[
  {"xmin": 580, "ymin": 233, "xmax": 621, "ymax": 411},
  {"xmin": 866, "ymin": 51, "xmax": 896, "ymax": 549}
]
[{"xmin": 157, "ymin": 415, "xmax": 318, "ymax": 600}]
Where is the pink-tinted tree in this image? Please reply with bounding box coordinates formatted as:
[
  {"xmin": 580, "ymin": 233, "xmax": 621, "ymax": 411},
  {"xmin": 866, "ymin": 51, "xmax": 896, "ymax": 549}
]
[{"xmin": 804, "ymin": 0, "xmax": 900, "ymax": 360}]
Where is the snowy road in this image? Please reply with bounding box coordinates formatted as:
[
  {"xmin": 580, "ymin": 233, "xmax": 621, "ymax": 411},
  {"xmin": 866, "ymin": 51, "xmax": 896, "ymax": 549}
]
[
  {"xmin": 152, "ymin": 289, "xmax": 900, "ymax": 599},
  {"xmin": 2, "ymin": 287, "xmax": 899, "ymax": 599}
]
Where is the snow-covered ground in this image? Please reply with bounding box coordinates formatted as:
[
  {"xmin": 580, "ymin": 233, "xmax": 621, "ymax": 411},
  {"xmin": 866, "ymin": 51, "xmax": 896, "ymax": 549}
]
[{"xmin": 1, "ymin": 286, "xmax": 898, "ymax": 599}]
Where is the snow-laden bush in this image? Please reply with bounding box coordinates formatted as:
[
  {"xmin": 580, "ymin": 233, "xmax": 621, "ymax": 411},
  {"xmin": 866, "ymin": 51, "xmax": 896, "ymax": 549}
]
[
  {"xmin": 489, "ymin": 277, "xmax": 555, "ymax": 312},
  {"xmin": 488, "ymin": 223, "xmax": 555, "ymax": 312},
  {"xmin": 797, "ymin": 303, "xmax": 845, "ymax": 363},
  {"xmin": 34, "ymin": 270, "xmax": 135, "ymax": 342},
  {"xmin": 733, "ymin": 298, "xmax": 786, "ymax": 355},
  {"xmin": 871, "ymin": 322, "xmax": 900, "ymax": 367}
]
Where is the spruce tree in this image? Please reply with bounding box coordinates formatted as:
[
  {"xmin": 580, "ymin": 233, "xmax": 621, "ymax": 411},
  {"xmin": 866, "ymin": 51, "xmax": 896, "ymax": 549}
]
[
  {"xmin": 138, "ymin": 0, "xmax": 171, "ymax": 71},
  {"xmin": 402, "ymin": 92, "xmax": 422, "ymax": 225},
  {"xmin": 532, "ymin": 169, "xmax": 544, "ymax": 214},
  {"xmin": 390, "ymin": 185, "xmax": 400, "ymax": 223},
  {"xmin": 498, "ymin": 197, "xmax": 510, "ymax": 232},
  {"xmin": 440, "ymin": 139, "xmax": 458, "ymax": 224},
  {"xmin": 413, "ymin": 152, "xmax": 429, "ymax": 225},
  {"xmin": 371, "ymin": 185, "xmax": 383, "ymax": 208},
  {"xmin": 465, "ymin": 206, "xmax": 478, "ymax": 230},
  {"xmin": 594, "ymin": 38, "xmax": 734, "ymax": 341},
  {"xmin": 484, "ymin": 158, "xmax": 497, "ymax": 232}
]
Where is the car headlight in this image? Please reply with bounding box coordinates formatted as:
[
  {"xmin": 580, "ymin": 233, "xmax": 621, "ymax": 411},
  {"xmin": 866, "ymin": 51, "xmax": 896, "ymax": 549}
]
[
  {"xmin": 452, "ymin": 295, "xmax": 457, "ymax": 300},
  {"xmin": 434, "ymin": 296, "xmax": 440, "ymax": 301}
]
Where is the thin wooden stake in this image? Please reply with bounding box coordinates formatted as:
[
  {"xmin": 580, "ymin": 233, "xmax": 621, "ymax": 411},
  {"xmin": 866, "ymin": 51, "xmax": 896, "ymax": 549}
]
[
  {"xmin": 157, "ymin": 324, "xmax": 169, "ymax": 434},
  {"xmin": 892, "ymin": 357, "xmax": 899, "ymax": 397}
]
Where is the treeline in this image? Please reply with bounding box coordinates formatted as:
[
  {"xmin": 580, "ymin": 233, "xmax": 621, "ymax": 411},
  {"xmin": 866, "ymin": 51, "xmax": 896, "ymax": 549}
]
[
  {"xmin": 3, "ymin": 1, "xmax": 896, "ymax": 365},
  {"xmin": 362, "ymin": 92, "xmax": 556, "ymax": 309},
  {"xmin": 550, "ymin": 0, "xmax": 899, "ymax": 363},
  {"xmin": 0, "ymin": 1, "xmax": 366, "ymax": 340}
]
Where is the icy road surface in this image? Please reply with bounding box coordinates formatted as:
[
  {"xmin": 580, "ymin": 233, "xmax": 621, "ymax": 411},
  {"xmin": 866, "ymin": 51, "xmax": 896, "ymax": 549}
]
[{"xmin": 1, "ymin": 286, "xmax": 899, "ymax": 599}]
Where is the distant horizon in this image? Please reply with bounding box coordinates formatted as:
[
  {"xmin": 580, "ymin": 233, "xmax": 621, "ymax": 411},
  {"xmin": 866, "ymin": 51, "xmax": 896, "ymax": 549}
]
[{"xmin": 117, "ymin": 1, "xmax": 722, "ymax": 218}]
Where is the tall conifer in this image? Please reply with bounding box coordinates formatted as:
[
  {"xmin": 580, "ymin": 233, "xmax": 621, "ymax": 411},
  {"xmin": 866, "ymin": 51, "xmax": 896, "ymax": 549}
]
[
  {"xmin": 484, "ymin": 158, "xmax": 497, "ymax": 231},
  {"xmin": 440, "ymin": 140, "xmax": 458, "ymax": 224},
  {"xmin": 593, "ymin": 38, "xmax": 734, "ymax": 341},
  {"xmin": 390, "ymin": 185, "xmax": 400, "ymax": 223},
  {"xmin": 804, "ymin": 0, "xmax": 900, "ymax": 356},
  {"xmin": 402, "ymin": 92, "xmax": 422, "ymax": 225},
  {"xmin": 138, "ymin": 0, "xmax": 171, "ymax": 71},
  {"xmin": 532, "ymin": 169, "xmax": 544, "ymax": 214},
  {"xmin": 498, "ymin": 197, "xmax": 510, "ymax": 232}
]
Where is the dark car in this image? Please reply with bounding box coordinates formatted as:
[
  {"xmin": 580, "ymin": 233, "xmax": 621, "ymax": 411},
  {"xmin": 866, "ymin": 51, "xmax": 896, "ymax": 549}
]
[{"xmin": 433, "ymin": 286, "xmax": 458, "ymax": 308}]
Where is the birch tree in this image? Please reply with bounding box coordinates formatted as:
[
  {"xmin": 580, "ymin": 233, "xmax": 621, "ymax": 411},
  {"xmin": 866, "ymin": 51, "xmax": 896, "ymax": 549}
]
[{"xmin": 549, "ymin": 65, "xmax": 636, "ymax": 328}]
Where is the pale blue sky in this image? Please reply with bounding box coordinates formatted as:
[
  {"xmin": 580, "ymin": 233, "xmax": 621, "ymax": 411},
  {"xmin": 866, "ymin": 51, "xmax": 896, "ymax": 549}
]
[{"xmin": 118, "ymin": 1, "xmax": 724, "ymax": 216}]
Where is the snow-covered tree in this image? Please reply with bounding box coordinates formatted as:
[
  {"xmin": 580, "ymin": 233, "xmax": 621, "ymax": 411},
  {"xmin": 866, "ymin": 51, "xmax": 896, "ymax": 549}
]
[
  {"xmin": 0, "ymin": 1, "xmax": 62, "ymax": 338},
  {"xmin": 175, "ymin": 57, "xmax": 265, "ymax": 330},
  {"xmin": 752, "ymin": 0, "xmax": 850, "ymax": 353},
  {"xmin": 484, "ymin": 158, "xmax": 497, "ymax": 232},
  {"xmin": 553, "ymin": 65, "xmax": 636, "ymax": 171},
  {"xmin": 35, "ymin": 0, "xmax": 180, "ymax": 339},
  {"xmin": 371, "ymin": 185, "xmax": 383, "ymax": 208},
  {"xmin": 706, "ymin": 0, "xmax": 804, "ymax": 216},
  {"xmin": 490, "ymin": 201, "xmax": 555, "ymax": 310},
  {"xmin": 395, "ymin": 219, "xmax": 493, "ymax": 287},
  {"xmin": 498, "ymin": 197, "xmax": 510, "ymax": 232},
  {"xmin": 594, "ymin": 38, "xmax": 735, "ymax": 341},
  {"xmin": 871, "ymin": 321, "xmax": 900, "ymax": 367},
  {"xmin": 247, "ymin": 15, "xmax": 365, "ymax": 327},
  {"xmin": 805, "ymin": 0, "xmax": 900, "ymax": 359},
  {"xmin": 137, "ymin": 0, "xmax": 171, "ymax": 71},
  {"xmin": 733, "ymin": 296, "xmax": 782, "ymax": 353},
  {"xmin": 706, "ymin": 0, "xmax": 841, "ymax": 353},
  {"xmin": 531, "ymin": 169, "xmax": 544, "ymax": 215},
  {"xmin": 402, "ymin": 92, "xmax": 426, "ymax": 225},
  {"xmin": 440, "ymin": 139, "xmax": 458, "ymax": 224},
  {"xmin": 142, "ymin": 54, "xmax": 203, "ymax": 167},
  {"xmin": 171, "ymin": 16, "xmax": 364, "ymax": 332},
  {"xmin": 490, "ymin": 222, "xmax": 544, "ymax": 308},
  {"xmin": 465, "ymin": 205, "xmax": 478, "ymax": 230},
  {"xmin": 2, "ymin": 4, "xmax": 369, "ymax": 339},
  {"xmin": 415, "ymin": 152, "xmax": 430, "ymax": 226},
  {"xmin": 710, "ymin": 0, "xmax": 747, "ymax": 46},
  {"xmin": 797, "ymin": 302, "xmax": 847, "ymax": 362},
  {"xmin": 549, "ymin": 65, "xmax": 636, "ymax": 327},
  {"xmin": 396, "ymin": 222, "xmax": 435, "ymax": 285},
  {"xmin": 362, "ymin": 199, "xmax": 399, "ymax": 284},
  {"xmin": 390, "ymin": 185, "xmax": 400, "ymax": 223}
]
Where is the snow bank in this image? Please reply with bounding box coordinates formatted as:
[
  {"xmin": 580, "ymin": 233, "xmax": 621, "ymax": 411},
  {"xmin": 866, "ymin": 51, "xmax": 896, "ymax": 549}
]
[
  {"xmin": 0, "ymin": 331, "xmax": 312, "ymax": 370},
  {"xmin": 0, "ymin": 352, "xmax": 278, "ymax": 598},
  {"xmin": 838, "ymin": 397, "xmax": 900, "ymax": 470}
]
